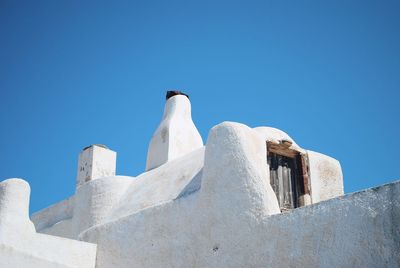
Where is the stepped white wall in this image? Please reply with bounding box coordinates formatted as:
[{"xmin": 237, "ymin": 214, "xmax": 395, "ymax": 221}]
[
  {"xmin": 0, "ymin": 179, "xmax": 96, "ymax": 268},
  {"xmin": 78, "ymin": 122, "xmax": 399, "ymax": 267}
]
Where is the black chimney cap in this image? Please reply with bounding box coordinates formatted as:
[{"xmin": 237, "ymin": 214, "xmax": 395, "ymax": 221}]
[{"xmin": 166, "ymin": 90, "xmax": 189, "ymax": 100}]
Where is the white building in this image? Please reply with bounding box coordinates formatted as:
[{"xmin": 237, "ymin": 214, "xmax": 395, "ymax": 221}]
[{"xmin": 0, "ymin": 91, "xmax": 399, "ymax": 267}]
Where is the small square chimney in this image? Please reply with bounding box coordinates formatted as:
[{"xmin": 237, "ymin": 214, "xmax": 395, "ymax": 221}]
[{"xmin": 76, "ymin": 144, "xmax": 116, "ymax": 189}]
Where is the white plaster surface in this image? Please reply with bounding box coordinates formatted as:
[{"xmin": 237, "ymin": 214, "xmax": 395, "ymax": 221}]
[
  {"xmin": 76, "ymin": 145, "xmax": 116, "ymax": 188},
  {"xmin": 110, "ymin": 147, "xmax": 204, "ymax": 220},
  {"xmin": 39, "ymin": 217, "xmax": 74, "ymax": 239},
  {"xmin": 33, "ymin": 148, "xmax": 204, "ymax": 239},
  {"xmin": 82, "ymin": 180, "xmax": 400, "ymax": 268},
  {"xmin": 0, "ymin": 178, "xmax": 35, "ymax": 234},
  {"xmin": 78, "ymin": 122, "xmax": 399, "ymax": 267},
  {"xmin": 146, "ymin": 95, "xmax": 203, "ymax": 170},
  {"xmin": 31, "ymin": 196, "xmax": 74, "ymax": 232},
  {"xmin": 0, "ymin": 178, "xmax": 97, "ymax": 268},
  {"xmin": 82, "ymin": 121, "xmax": 285, "ymax": 266},
  {"xmin": 307, "ymin": 150, "xmax": 344, "ymax": 203},
  {"xmin": 72, "ymin": 175, "xmax": 132, "ymax": 237},
  {"xmin": 198, "ymin": 122, "xmax": 281, "ymax": 219}
]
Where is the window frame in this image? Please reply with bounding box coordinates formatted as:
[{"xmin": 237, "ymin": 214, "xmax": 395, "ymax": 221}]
[{"xmin": 267, "ymin": 141, "xmax": 311, "ymax": 210}]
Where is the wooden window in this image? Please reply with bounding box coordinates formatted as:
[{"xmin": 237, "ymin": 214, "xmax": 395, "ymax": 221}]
[{"xmin": 267, "ymin": 141, "xmax": 310, "ymax": 211}]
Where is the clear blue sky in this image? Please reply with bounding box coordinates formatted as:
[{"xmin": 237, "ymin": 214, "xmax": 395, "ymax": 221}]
[{"xmin": 1, "ymin": 1, "xmax": 399, "ymax": 213}]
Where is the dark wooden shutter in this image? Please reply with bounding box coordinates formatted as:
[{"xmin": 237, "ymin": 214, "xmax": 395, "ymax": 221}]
[{"xmin": 267, "ymin": 142, "xmax": 309, "ymax": 211}]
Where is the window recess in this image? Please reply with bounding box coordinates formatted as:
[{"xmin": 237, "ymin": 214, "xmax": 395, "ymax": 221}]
[{"xmin": 267, "ymin": 141, "xmax": 311, "ymax": 211}]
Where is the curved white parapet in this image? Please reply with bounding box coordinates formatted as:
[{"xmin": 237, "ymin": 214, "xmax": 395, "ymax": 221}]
[
  {"xmin": 73, "ymin": 176, "xmax": 132, "ymax": 237},
  {"xmin": 31, "ymin": 196, "xmax": 75, "ymax": 237},
  {"xmin": 199, "ymin": 122, "xmax": 281, "ymax": 218},
  {"xmin": 0, "ymin": 178, "xmax": 35, "ymax": 236},
  {"xmin": 0, "ymin": 178, "xmax": 97, "ymax": 268},
  {"xmin": 146, "ymin": 92, "xmax": 203, "ymax": 171},
  {"xmin": 109, "ymin": 147, "xmax": 204, "ymax": 222}
]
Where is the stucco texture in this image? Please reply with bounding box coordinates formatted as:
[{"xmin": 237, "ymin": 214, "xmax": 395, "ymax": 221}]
[
  {"xmin": 78, "ymin": 122, "xmax": 399, "ymax": 267},
  {"xmin": 0, "ymin": 179, "xmax": 96, "ymax": 268}
]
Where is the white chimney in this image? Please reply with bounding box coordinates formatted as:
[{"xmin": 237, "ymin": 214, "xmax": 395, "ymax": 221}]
[
  {"xmin": 76, "ymin": 144, "xmax": 116, "ymax": 189},
  {"xmin": 146, "ymin": 91, "xmax": 203, "ymax": 171}
]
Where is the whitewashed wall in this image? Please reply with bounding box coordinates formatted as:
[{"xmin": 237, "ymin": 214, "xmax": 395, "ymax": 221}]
[
  {"xmin": 78, "ymin": 122, "xmax": 398, "ymax": 268},
  {"xmin": 0, "ymin": 179, "xmax": 96, "ymax": 268}
]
